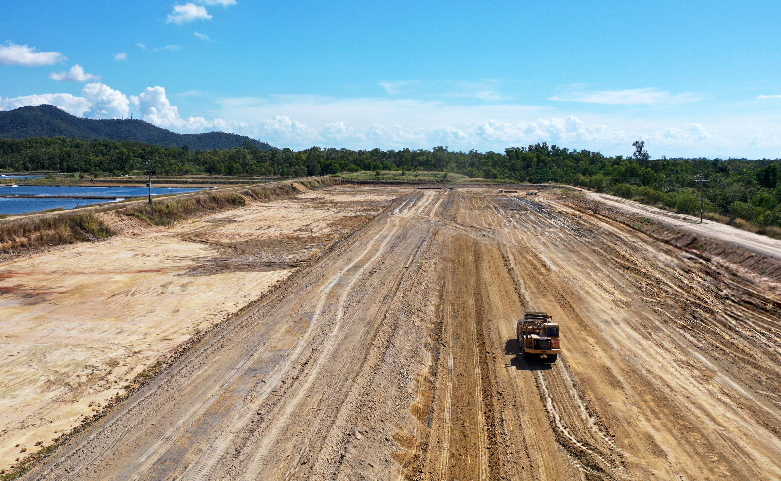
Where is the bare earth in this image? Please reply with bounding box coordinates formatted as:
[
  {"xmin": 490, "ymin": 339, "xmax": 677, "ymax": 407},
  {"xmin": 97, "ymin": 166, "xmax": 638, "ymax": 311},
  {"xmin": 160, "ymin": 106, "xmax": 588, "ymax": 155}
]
[
  {"xmin": 0, "ymin": 184, "xmax": 398, "ymax": 473},
  {"xmin": 588, "ymin": 191, "xmax": 781, "ymax": 260},
  {"xmin": 4, "ymin": 185, "xmax": 781, "ymax": 480}
]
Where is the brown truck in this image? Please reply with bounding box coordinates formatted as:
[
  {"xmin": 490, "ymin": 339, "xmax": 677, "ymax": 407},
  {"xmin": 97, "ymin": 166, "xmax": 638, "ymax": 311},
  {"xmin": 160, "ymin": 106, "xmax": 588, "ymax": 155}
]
[{"xmin": 517, "ymin": 312, "xmax": 560, "ymax": 362}]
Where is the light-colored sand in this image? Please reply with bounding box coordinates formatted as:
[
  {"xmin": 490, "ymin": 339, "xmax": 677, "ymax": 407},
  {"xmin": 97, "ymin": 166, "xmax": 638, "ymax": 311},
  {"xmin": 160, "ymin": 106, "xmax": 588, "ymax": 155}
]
[{"xmin": 0, "ymin": 185, "xmax": 397, "ymax": 471}]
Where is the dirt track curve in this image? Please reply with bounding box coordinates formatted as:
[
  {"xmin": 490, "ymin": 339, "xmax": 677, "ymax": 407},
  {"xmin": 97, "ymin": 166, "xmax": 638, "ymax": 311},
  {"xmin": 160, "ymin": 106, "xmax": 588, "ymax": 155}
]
[{"xmin": 23, "ymin": 187, "xmax": 781, "ymax": 480}]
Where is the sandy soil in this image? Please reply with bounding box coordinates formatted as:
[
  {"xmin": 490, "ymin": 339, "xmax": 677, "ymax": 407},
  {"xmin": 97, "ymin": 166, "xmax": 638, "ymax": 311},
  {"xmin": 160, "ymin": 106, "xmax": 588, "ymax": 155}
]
[
  {"xmin": 9, "ymin": 186, "xmax": 781, "ymax": 480},
  {"xmin": 0, "ymin": 184, "xmax": 398, "ymax": 473},
  {"xmin": 588, "ymin": 192, "xmax": 781, "ymax": 260}
]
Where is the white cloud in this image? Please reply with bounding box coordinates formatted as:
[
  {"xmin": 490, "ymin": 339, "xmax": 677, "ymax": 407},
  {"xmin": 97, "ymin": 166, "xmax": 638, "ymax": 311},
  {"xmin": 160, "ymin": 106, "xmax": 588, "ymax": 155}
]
[
  {"xmin": 133, "ymin": 85, "xmax": 240, "ymax": 132},
  {"xmin": 0, "ymin": 42, "xmax": 66, "ymax": 66},
  {"xmin": 4, "ymin": 83, "xmax": 781, "ymax": 158},
  {"xmin": 114, "ymin": 52, "xmax": 127, "ymax": 61},
  {"xmin": 757, "ymin": 94, "xmax": 781, "ymax": 100},
  {"xmin": 322, "ymin": 121, "xmax": 357, "ymax": 141},
  {"xmin": 0, "ymin": 93, "xmax": 90, "ymax": 116},
  {"xmin": 210, "ymin": 94, "xmax": 742, "ymax": 154},
  {"xmin": 153, "ymin": 45, "xmax": 182, "ymax": 52},
  {"xmin": 444, "ymin": 80, "xmax": 509, "ymax": 102},
  {"xmin": 550, "ymin": 87, "xmax": 704, "ymax": 106},
  {"xmin": 49, "ymin": 64, "xmax": 101, "ymax": 82},
  {"xmin": 175, "ymin": 90, "xmax": 209, "ymax": 97},
  {"xmin": 379, "ymin": 79, "xmax": 509, "ymax": 101},
  {"xmin": 134, "ymin": 86, "xmax": 181, "ymax": 127},
  {"xmin": 257, "ymin": 115, "xmax": 321, "ymax": 145},
  {"xmin": 380, "ymin": 81, "xmax": 416, "ymax": 95},
  {"xmin": 82, "ymin": 83, "xmax": 130, "ymax": 119},
  {"xmin": 0, "ymin": 84, "xmax": 129, "ymax": 119},
  {"xmin": 654, "ymin": 123, "xmax": 716, "ymax": 144},
  {"xmin": 167, "ymin": 3, "xmax": 212, "ymax": 24},
  {"xmin": 196, "ymin": 0, "xmax": 236, "ymax": 5},
  {"xmin": 0, "ymin": 83, "xmax": 238, "ymax": 133},
  {"xmin": 137, "ymin": 43, "xmax": 147, "ymax": 50},
  {"xmin": 194, "ymin": 31, "xmax": 211, "ymax": 41},
  {"xmin": 747, "ymin": 126, "xmax": 781, "ymax": 150},
  {"xmin": 364, "ymin": 124, "xmax": 428, "ymax": 147}
]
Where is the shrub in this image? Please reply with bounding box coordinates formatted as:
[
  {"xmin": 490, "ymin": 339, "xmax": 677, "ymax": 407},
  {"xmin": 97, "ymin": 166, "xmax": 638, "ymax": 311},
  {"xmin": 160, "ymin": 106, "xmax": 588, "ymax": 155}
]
[{"xmin": 675, "ymin": 189, "xmax": 700, "ymax": 214}]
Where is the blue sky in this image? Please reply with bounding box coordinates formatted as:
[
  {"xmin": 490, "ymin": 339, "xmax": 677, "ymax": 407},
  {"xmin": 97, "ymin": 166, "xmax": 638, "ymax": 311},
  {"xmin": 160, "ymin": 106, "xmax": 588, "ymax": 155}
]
[{"xmin": 2, "ymin": 0, "xmax": 781, "ymax": 157}]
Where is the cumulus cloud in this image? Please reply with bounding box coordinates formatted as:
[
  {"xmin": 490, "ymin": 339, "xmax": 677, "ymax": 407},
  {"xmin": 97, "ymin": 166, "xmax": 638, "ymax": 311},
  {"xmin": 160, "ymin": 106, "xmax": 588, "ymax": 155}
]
[
  {"xmin": 49, "ymin": 64, "xmax": 101, "ymax": 82},
  {"xmin": 550, "ymin": 87, "xmax": 704, "ymax": 106},
  {"xmin": 194, "ymin": 31, "xmax": 211, "ymax": 41},
  {"xmin": 114, "ymin": 52, "xmax": 127, "ymax": 61},
  {"xmin": 132, "ymin": 85, "xmax": 240, "ymax": 132},
  {"xmin": 654, "ymin": 123, "xmax": 715, "ymax": 144},
  {"xmin": 3, "ymin": 83, "xmax": 775, "ymax": 157},
  {"xmin": 167, "ymin": 3, "xmax": 213, "ymax": 24},
  {"xmin": 133, "ymin": 86, "xmax": 181, "ymax": 127},
  {"xmin": 0, "ymin": 93, "xmax": 90, "ymax": 116},
  {"xmin": 0, "ymin": 83, "xmax": 241, "ymax": 134},
  {"xmin": 0, "ymin": 83, "xmax": 129, "ymax": 119},
  {"xmin": 747, "ymin": 126, "xmax": 781, "ymax": 149},
  {"xmin": 0, "ymin": 42, "xmax": 66, "ymax": 66},
  {"xmin": 82, "ymin": 83, "xmax": 130, "ymax": 119},
  {"xmin": 322, "ymin": 121, "xmax": 357, "ymax": 141},
  {"xmin": 257, "ymin": 116, "xmax": 321, "ymax": 145}
]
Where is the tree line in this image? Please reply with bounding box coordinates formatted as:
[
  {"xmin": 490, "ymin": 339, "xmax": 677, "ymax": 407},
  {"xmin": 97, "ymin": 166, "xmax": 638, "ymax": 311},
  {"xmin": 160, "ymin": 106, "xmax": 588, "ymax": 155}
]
[{"xmin": 1, "ymin": 136, "xmax": 780, "ymax": 228}]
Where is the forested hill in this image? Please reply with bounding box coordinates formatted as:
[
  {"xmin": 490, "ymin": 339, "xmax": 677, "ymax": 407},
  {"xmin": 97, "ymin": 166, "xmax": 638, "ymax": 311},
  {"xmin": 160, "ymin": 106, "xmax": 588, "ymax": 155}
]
[{"xmin": 0, "ymin": 105, "xmax": 271, "ymax": 151}]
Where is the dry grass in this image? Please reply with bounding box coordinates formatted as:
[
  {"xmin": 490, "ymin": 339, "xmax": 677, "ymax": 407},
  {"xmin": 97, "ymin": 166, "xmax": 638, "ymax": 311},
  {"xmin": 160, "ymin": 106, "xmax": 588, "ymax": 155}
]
[
  {"xmin": 0, "ymin": 213, "xmax": 113, "ymax": 253},
  {"xmin": 125, "ymin": 191, "xmax": 247, "ymax": 226}
]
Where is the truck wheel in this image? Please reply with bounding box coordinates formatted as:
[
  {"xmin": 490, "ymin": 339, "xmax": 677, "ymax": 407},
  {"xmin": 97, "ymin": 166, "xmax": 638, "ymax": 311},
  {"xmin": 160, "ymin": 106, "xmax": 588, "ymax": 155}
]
[{"xmin": 543, "ymin": 354, "xmax": 558, "ymax": 363}]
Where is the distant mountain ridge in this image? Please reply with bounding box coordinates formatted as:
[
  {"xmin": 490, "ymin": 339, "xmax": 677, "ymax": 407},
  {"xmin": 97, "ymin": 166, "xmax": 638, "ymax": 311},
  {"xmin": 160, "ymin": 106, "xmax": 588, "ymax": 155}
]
[{"xmin": 0, "ymin": 105, "xmax": 272, "ymax": 151}]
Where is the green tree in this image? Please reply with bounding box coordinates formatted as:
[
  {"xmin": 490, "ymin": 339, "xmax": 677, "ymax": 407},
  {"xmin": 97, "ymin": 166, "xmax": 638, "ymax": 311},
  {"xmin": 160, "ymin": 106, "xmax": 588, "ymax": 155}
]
[
  {"xmin": 758, "ymin": 163, "xmax": 779, "ymax": 188},
  {"xmin": 632, "ymin": 140, "xmax": 649, "ymax": 164}
]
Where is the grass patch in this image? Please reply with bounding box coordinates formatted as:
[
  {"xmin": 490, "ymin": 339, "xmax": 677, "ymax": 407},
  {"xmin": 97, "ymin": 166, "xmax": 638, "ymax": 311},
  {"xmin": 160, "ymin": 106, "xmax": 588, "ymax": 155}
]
[
  {"xmin": 339, "ymin": 170, "xmax": 475, "ymax": 183},
  {"xmin": 126, "ymin": 191, "xmax": 246, "ymax": 226},
  {"xmin": 0, "ymin": 212, "xmax": 113, "ymax": 253}
]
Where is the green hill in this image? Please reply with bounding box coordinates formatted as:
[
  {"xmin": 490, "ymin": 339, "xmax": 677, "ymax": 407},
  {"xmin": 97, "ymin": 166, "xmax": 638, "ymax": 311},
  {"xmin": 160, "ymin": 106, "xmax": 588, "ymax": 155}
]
[{"xmin": 0, "ymin": 105, "xmax": 271, "ymax": 151}]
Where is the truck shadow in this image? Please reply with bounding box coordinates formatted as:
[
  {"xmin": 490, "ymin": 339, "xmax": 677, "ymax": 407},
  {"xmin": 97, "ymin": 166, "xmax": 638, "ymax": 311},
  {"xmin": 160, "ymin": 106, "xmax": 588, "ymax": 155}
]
[{"xmin": 504, "ymin": 339, "xmax": 553, "ymax": 371}]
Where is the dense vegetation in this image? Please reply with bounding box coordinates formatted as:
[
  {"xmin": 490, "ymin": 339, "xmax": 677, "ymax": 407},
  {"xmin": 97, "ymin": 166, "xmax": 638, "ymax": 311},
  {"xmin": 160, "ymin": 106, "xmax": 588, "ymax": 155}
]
[
  {"xmin": 1, "ymin": 135, "xmax": 780, "ymax": 230},
  {"xmin": 0, "ymin": 105, "xmax": 271, "ymax": 151}
]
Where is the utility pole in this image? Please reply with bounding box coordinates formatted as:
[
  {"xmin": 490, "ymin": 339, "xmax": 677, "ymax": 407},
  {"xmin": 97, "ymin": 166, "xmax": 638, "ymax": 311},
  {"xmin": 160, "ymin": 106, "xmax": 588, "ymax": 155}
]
[
  {"xmin": 147, "ymin": 156, "xmax": 153, "ymax": 205},
  {"xmin": 694, "ymin": 174, "xmax": 709, "ymax": 223}
]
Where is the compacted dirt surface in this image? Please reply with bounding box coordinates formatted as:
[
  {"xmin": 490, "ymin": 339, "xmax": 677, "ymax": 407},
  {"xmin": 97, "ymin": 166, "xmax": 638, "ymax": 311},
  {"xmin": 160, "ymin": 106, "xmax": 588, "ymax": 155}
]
[
  {"xmin": 0, "ymin": 184, "xmax": 398, "ymax": 473},
  {"xmin": 9, "ymin": 185, "xmax": 781, "ymax": 480}
]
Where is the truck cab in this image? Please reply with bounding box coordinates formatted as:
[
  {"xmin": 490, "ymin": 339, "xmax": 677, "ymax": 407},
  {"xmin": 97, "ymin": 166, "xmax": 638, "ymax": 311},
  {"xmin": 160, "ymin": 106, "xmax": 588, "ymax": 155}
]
[{"xmin": 517, "ymin": 312, "xmax": 560, "ymax": 362}]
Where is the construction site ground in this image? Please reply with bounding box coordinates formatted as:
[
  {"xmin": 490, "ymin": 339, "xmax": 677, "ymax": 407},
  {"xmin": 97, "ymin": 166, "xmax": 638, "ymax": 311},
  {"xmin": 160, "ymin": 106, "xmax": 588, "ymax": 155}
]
[{"xmin": 2, "ymin": 184, "xmax": 780, "ymax": 480}]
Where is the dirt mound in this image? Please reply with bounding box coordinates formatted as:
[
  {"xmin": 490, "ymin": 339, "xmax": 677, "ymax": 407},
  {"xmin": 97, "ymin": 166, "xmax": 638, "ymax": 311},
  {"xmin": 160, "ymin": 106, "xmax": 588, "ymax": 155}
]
[{"xmin": 566, "ymin": 196, "xmax": 781, "ymax": 283}]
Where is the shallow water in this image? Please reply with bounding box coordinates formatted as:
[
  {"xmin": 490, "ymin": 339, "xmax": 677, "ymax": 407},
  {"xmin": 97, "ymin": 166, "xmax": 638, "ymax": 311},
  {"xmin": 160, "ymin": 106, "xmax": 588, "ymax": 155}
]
[{"xmin": 0, "ymin": 185, "xmax": 202, "ymax": 215}]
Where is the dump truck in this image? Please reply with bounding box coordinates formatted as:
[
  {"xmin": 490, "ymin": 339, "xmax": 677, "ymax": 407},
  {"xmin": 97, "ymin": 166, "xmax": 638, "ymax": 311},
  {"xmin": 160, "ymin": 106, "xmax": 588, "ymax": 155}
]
[{"xmin": 517, "ymin": 312, "xmax": 560, "ymax": 362}]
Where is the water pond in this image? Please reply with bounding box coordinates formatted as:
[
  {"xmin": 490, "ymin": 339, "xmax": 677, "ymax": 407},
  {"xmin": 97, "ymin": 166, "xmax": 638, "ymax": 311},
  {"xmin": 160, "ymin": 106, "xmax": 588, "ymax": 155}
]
[{"xmin": 0, "ymin": 185, "xmax": 202, "ymax": 215}]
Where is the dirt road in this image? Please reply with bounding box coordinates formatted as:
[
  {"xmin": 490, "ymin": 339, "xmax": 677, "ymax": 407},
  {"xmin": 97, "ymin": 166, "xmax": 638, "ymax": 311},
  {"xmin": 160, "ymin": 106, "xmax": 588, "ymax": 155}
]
[
  {"xmin": 20, "ymin": 186, "xmax": 781, "ymax": 480},
  {"xmin": 588, "ymin": 191, "xmax": 781, "ymax": 261}
]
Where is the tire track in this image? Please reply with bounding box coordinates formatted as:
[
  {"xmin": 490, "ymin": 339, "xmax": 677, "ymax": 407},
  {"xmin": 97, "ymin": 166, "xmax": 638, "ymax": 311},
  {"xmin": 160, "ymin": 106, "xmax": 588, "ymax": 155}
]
[{"xmin": 239, "ymin": 218, "xmax": 402, "ymax": 480}]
